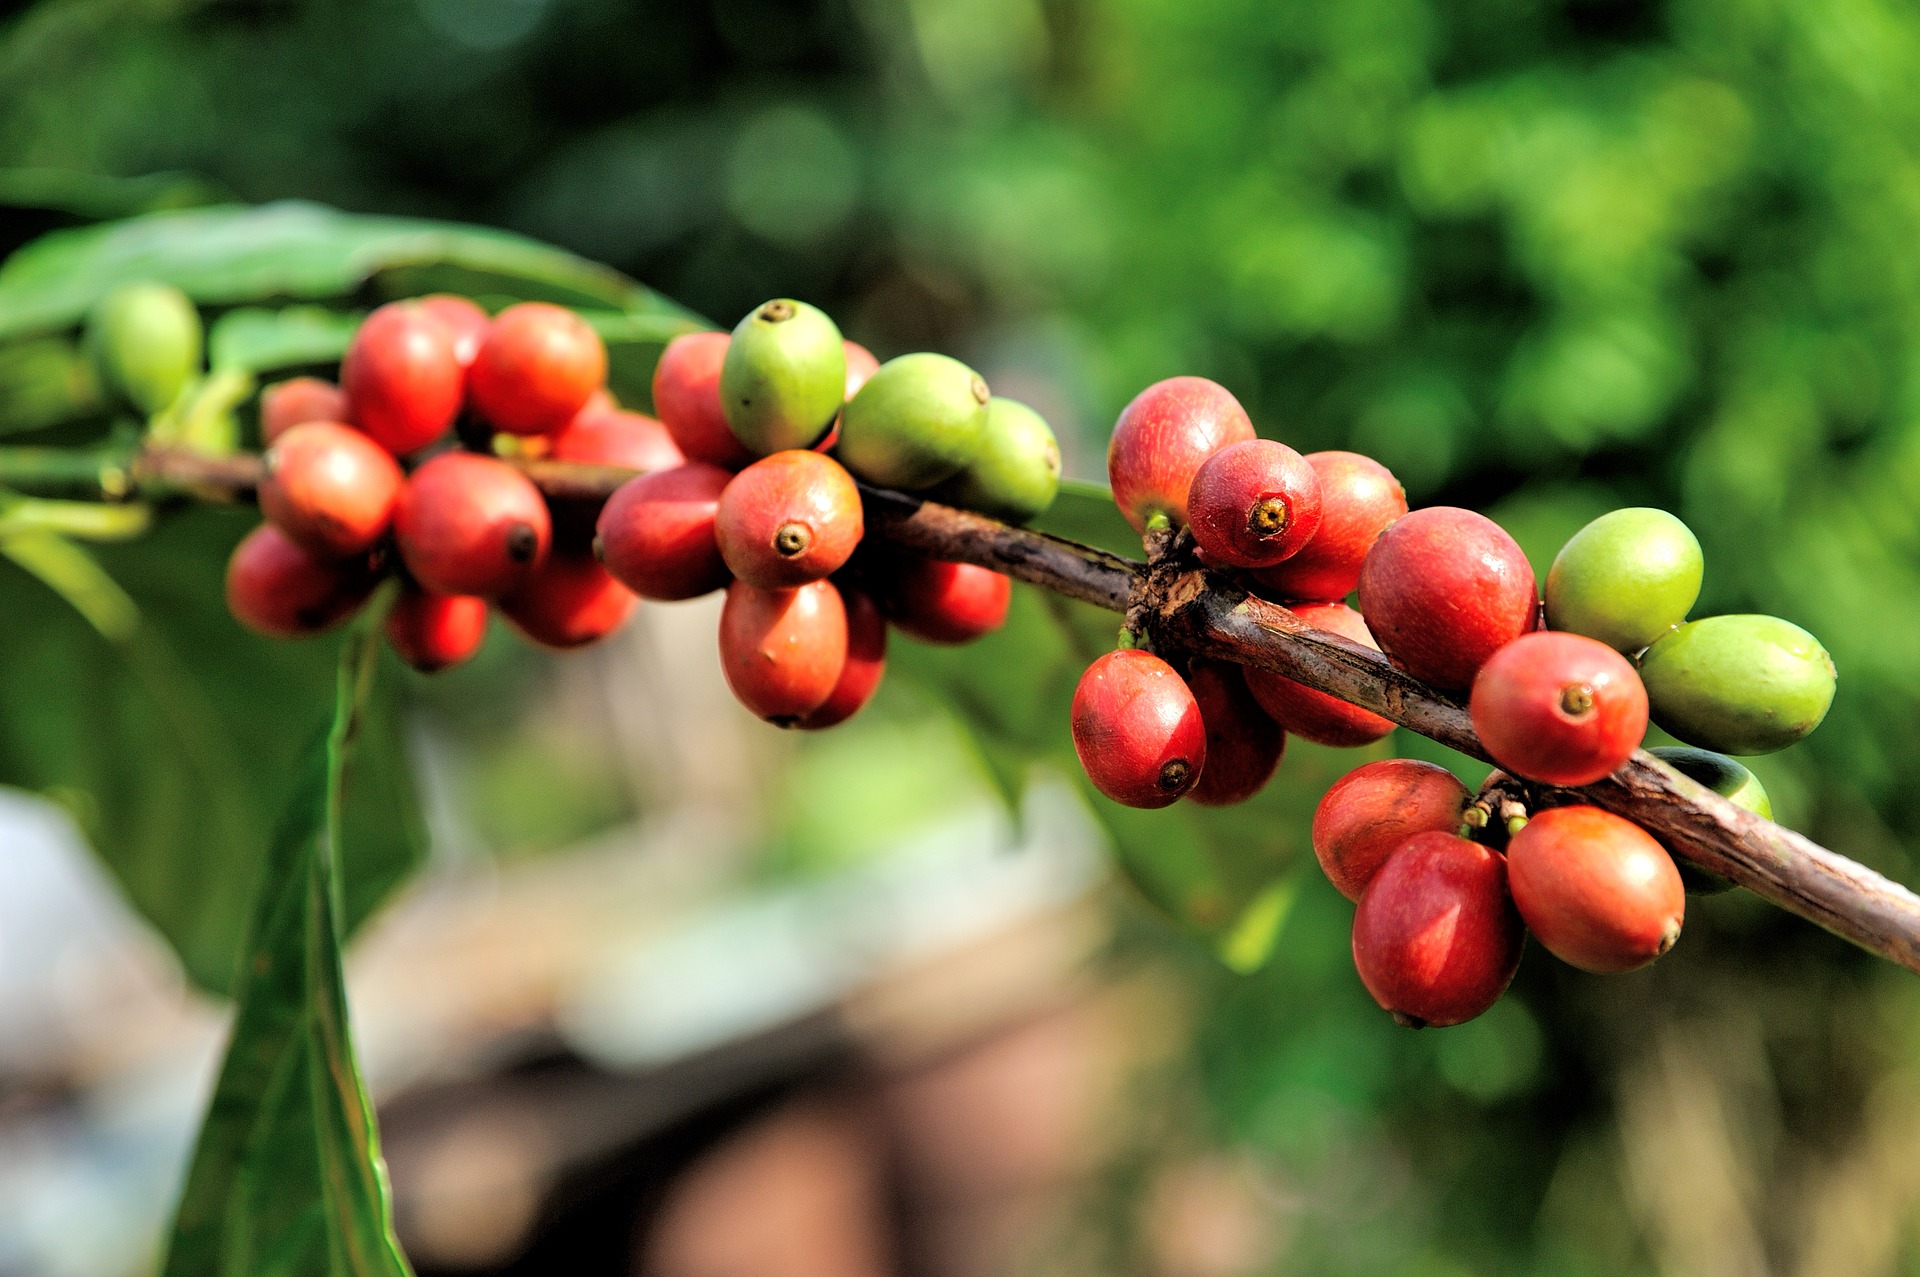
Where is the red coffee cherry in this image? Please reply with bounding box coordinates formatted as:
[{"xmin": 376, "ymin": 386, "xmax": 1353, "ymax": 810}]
[
  {"xmin": 341, "ymin": 301, "xmax": 464, "ymax": 455},
  {"xmin": 225, "ymin": 523, "xmax": 375, "ymax": 639},
  {"xmin": 719, "ymin": 578, "xmax": 849, "ymax": 726},
  {"xmin": 258, "ymin": 421, "xmax": 405, "ymax": 558},
  {"xmin": 385, "ymin": 586, "xmax": 487, "ymax": 673},
  {"xmin": 1107, "ymin": 376, "xmax": 1256, "ymax": 532},
  {"xmin": 1312, "ymin": 759, "xmax": 1471, "ymax": 901},
  {"xmin": 548, "ymin": 405, "xmax": 684, "ymax": 474},
  {"xmin": 652, "ymin": 331, "xmax": 756, "ymax": 469},
  {"xmin": 1507, "ymin": 805, "xmax": 1684, "ymax": 973},
  {"xmin": 259, "ymin": 376, "xmax": 349, "ymax": 445},
  {"xmin": 1185, "ymin": 658, "xmax": 1285, "ymax": 807},
  {"xmin": 796, "ymin": 587, "xmax": 888, "ymax": 730},
  {"xmin": 1471, "ymin": 632, "xmax": 1648, "ymax": 786},
  {"xmin": 1070, "ymin": 649, "xmax": 1207, "ymax": 808},
  {"xmin": 1252, "ymin": 451, "xmax": 1407, "ymax": 602},
  {"xmin": 715, "ymin": 451, "xmax": 864, "ymax": 589},
  {"xmin": 878, "ymin": 557, "xmax": 1012, "ymax": 645},
  {"xmin": 843, "ymin": 340, "xmax": 880, "ymax": 399},
  {"xmin": 1242, "ymin": 602, "xmax": 1394, "ymax": 746},
  {"xmin": 394, "ymin": 452, "xmax": 551, "ymax": 597},
  {"xmin": 416, "ymin": 294, "xmax": 490, "ymax": 367},
  {"xmin": 469, "ymin": 302, "xmax": 608, "ymax": 436},
  {"xmin": 1357, "ymin": 506, "xmax": 1537, "ymax": 689},
  {"xmin": 499, "ymin": 551, "xmax": 637, "ymax": 650},
  {"xmin": 1186, "ymin": 439, "xmax": 1323, "ymax": 569},
  {"xmin": 595, "ymin": 463, "xmax": 734, "ymax": 601},
  {"xmin": 1352, "ymin": 831, "xmax": 1523, "ymax": 1028}
]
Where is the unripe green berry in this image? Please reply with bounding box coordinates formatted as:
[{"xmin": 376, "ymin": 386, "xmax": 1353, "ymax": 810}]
[
  {"xmin": 1545, "ymin": 507, "xmax": 1702, "ymax": 653},
  {"xmin": 86, "ymin": 281, "xmax": 202, "ymax": 415},
  {"xmin": 930, "ymin": 396, "xmax": 1060, "ymax": 522},
  {"xmin": 719, "ymin": 299, "xmax": 846, "ymax": 455},
  {"xmin": 835, "ymin": 352, "xmax": 989, "ymax": 490},
  {"xmin": 1639, "ymin": 615, "xmax": 1835, "ymax": 755}
]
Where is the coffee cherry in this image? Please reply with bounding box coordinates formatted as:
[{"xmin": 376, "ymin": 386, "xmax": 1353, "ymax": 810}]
[
  {"xmin": 1242, "ymin": 602, "xmax": 1394, "ymax": 746},
  {"xmin": 225, "ymin": 523, "xmax": 375, "ymax": 639},
  {"xmin": 653, "ymin": 331, "xmax": 757, "ymax": 469},
  {"xmin": 394, "ymin": 452, "xmax": 551, "ymax": 597},
  {"xmin": 877, "ymin": 557, "xmax": 1011, "ymax": 645},
  {"xmin": 1545, "ymin": 508, "xmax": 1702, "ymax": 654},
  {"xmin": 1356, "ymin": 507, "xmax": 1537, "ymax": 689},
  {"xmin": 1648, "ymin": 744, "xmax": 1771, "ymax": 894},
  {"xmin": 929, "ymin": 397, "xmax": 1062, "ymax": 524},
  {"xmin": 715, "ymin": 451, "xmax": 864, "ymax": 589},
  {"xmin": 595, "ymin": 463, "xmax": 734, "ymax": 601},
  {"xmin": 1507, "ymin": 805, "xmax": 1684, "ymax": 973},
  {"xmin": 416, "ymin": 294, "xmax": 490, "ymax": 367},
  {"xmin": 548, "ymin": 406, "xmax": 685, "ymax": 473},
  {"xmin": 720, "ymin": 299, "xmax": 846, "ymax": 454},
  {"xmin": 719, "ymin": 578, "xmax": 849, "ymax": 726},
  {"xmin": 1470, "ymin": 632, "xmax": 1648, "ymax": 787},
  {"xmin": 385, "ymin": 586, "xmax": 487, "ymax": 673},
  {"xmin": 499, "ymin": 551, "xmax": 636, "ymax": 649},
  {"xmin": 342, "ymin": 301, "xmax": 464, "ymax": 455},
  {"xmin": 469, "ymin": 302, "xmax": 608, "ymax": 436},
  {"xmin": 1312, "ymin": 759, "xmax": 1471, "ymax": 901},
  {"xmin": 1187, "ymin": 439, "xmax": 1323, "ymax": 569},
  {"xmin": 1185, "ymin": 658, "xmax": 1284, "ymax": 807},
  {"xmin": 836, "ymin": 353, "xmax": 991, "ymax": 490},
  {"xmin": 796, "ymin": 587, "xmax": 888, "ymax": 730},
  {"xmin": 1071, "ymin": 649, "xmax": 1207, "ymax": 808},
  {"xmin": 843, "ymin": 340, "xmax": 880, "ymax": 399},
  {"xmin": 1251, "ymin": 452, "xmax": 1407, "ymax": 602},
  {"xmin": 1639, "ymin": 615, "xmax": 1836, "ymax": 755},
  {"xmin": 260, "ymin": 377, "xmax": 349, "ymax": 445},
  {"xmin": 258, "ymin": 421, "xmax": 405, "ymax": 559},
  {"xmin": 1106, "ymin": 377, "xmax": 1256, "ymax": 533},
  {"xmin": 1351, "ymin": 832, "xmax": 1523, "ymax": 1028},
  {"xmin": 86, "ymin": 281, "xmax": 201, "ymax": 414}
]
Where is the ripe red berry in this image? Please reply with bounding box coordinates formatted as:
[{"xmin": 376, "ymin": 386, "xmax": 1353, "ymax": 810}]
[
  {"xmin": 878, "ymin": 557, "xmax": 1012, "ymax": 645},
  {"xmin": 341, "ymin": 301, "xmax": 464, "ymax": 455},
  {"xmin": 260, "ymin": 376, "xmax": 349, "ymax": 445},
  {"xmin": 843, "ymin": 340, "xmax": 880, "ymax": 399},
  {"xmin": 714, "ymin": 451, "xmax": 864, "ymax": 589},
  {"xmin": 394, "ymin": 452, "xmax": 551, "ymax": 597},
  {"xmin": 469, "ymin": 302, "xmax": 607, "ymax": 436},
  {"xmin": 796, "ymin": 587, "xmax": 888, "ymax": 730},
  {"xmin": 1471, "ymin": 632, "xmax": 1648, "ymax": 786},
  {"xmin": 1252, "ymin": 451, "xmax": 1407, "ymax": 602},
  {"xmin": 1242, "ymin": 602, "xmax": 1395, "ymax": 746},
  {"xmin": 653, "ymin": 331, "xmax": 756, "ymax": 469},
  {"xmin": 1186, "ymin": 439, "xmax": 1323, "ymax": 568},
  {"xmin": 499, "ymin": 551, "xmax": 637, "ymax": 650},
  {"xmin": 1070, "ymin": 649, "xmax": 1207, "ymax": 808},
  {"xmin": 1351, "ymin": 832, "xmax": 1523, "ymax": 1028},
  {"xmin": 1312, "ymin": 759, "xmax": 1471, "ymax": 901},
  {"xmin": 1185, "ymin": 658, "xmax": 1284, "ymax": 807},
  {"xmin": 416, "ymin": 294, "xmax": 490, "ymax": 367},
  {"xmin": 719, "ymin": 578, "xmax": 849, "ymax": 725},
  {"xmin": 258, "ymin": 421, "xmax": 405, "ymax": 558},
  {"xmin": 595, "ymin": 463, "xmax": 734, "ymax": 601},
  {"xmin": 385, "ymin": 586, "xmax": 487, "ymax": 673},
  {"xmin": 225, "ymin": 523, "xmax": 375, "ymax": 639},
  {"xmin": 1507, "ymin": 805, "xmax": 1684, "ymax": 973},
  {"xmin": 1107, "ymin": 376, "xmax": 1256, "ymax": 532},
  {"xmin": 1357, "ymin": 507, "xmax": 1538, "ymax": 689},
  {"xmin": 548, "ymin": 406, "xmax": 685, "ymax": 473}
]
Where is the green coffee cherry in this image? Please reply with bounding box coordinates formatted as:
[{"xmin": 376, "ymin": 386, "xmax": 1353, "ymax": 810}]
[
  {"xmin": 930, "ymin": 396, "xmax": 1060, "ymax": 522},
  {"xmin": 835, "ymin": 352, "xmax": 990, "ymax": 490},
  {"xmin": 719, "ymin": 299, "xmax": 846, "ymax": 454},
  {"xmin": 1640, "ymin": 615, "xmax": 1835, "ymax": 755},
  {"xmin": 1545, "ymin": 507, "xmax": 1702, "ymax": 653},
  {"xmin": 1649, "ymin": 744, "xmax": 1772, "ymax": 894},
  {"xmin": 85, "ymin": 282, "xmax": 202, "ymax": 415}
]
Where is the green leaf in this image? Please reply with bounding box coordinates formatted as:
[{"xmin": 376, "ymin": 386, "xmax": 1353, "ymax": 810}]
[
  {"xmin": 582, "ymin": 309, "xmax": 711, "ymax": 412},
  {"xmin": 210, "ymin": 306, "xmax": 362, "ymax": 375}
]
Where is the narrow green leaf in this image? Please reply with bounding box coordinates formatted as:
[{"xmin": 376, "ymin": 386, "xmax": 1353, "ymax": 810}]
[
  {"xmin": 210, "ymin": 306, "xmax": 361, "ymax": 375},
  {"xmin": 0, "ymin": 527, "xmax": 139, "ymax": 641}
]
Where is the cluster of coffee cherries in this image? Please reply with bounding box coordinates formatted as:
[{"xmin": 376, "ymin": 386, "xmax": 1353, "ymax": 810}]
[{"xmin": 1067, "ymin": 376, "xmax": 1838, "ymax": 1027}]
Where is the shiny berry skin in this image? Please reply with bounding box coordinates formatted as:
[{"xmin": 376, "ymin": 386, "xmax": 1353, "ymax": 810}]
[
  {"xmin": 1507, "ymin": 805, "xmax": 1684, "ymax": 973},
  {"xmin": 341, "ymin": 301, "xmax": 464, "ymax": 455},
  {"xmin": 1186, "ymin": 439, "xmax": 1323, "ymax": 569},
  {"xmin": 260, "ymin": 376, "xmax": 349, "ymax": 445},
  {"xmin": 416, "ymin": 294, "xmax": 490, "ymax": 368},
  {"xmin": 652, "ymin": 331, "xmax": 756, "ymax": 469},
  {"xmin": 258, "ymin": 421, "xmax": 404, "ymax": 558},
  {"xmin": 714, "ymin": 451, "xmax": 864, "ymax": 589},
  {"xmin": 1252, "ymin": 452, "xmax": 1407, "ymax": 602},
  {"xmin": 1470, "ymin": 632, "xmax": 1648, "ymax": 786},
  {"xmin": 548, "ymin": 406, "xmax": 685, "ymax": 473},
  {"xmin": 595, "ymin": 463, "xmax": 734, "ymax": 601},
  {"xmin": 225, "ymin": 524, "xmax": 375, "ymax": 639},
  {"xmin": 1070, "ymin": 649, "xmax": 1207, "ymax": 809},
  {"xmin": 1185, "ymin": 658, "xmax": 1284, "ymax": 807},
  {"xmin": 1312, "ymin": 759, "xmax": 1471, "ymax": 902},
  {"xmin": 721, "ymin": 299, "xmax": 847, "ymax": 455},
  {"xmin": 1357, "ymin": 507, "xmax": 1538, "ymax": 689},
  {"xmin": 394, "ymin": 452, "xmax": 551, "ymax": 598},
  {"xmin": 499, "ymin": 551, "xmax": 637, "ymax": 650},
  {"xmin": 468, "ymin": 302, "xmax": 608, "ymax": 436},
  {"xmin": 719, "ymin": 578, "xmax": 849, "ymax": 726},
  {"xmin": 843, "ymin": 340, "xmax": 880, "ymax": 399},
  {"xmin": 1352, "ymin": 832, "xmax": 1523, "ymax": 1028},
  {"xmin": 1242, "ymin": 603, "xmax": 1394, "ymax": 746},
  {"xmin": 879, "ymin": 557, "xmax": 1012, "ymax": 645},
  {"xmin": 385, "ymin": 587, "xmax": 487, "ymax": 673},
  {"xmin": 796, "ymin": 587, "xmax": 888, "ymax": 730},
  {"xmin": 1544, "ymin": 507, "xmax": 1702, "ymax": 654},
  {"xmin": 1106, "ymin": 377, "xmax": 1256, "ymax": 532}
]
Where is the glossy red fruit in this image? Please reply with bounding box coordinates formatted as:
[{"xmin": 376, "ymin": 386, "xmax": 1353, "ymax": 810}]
[
  {"xmin": 1357, "ymin": 507, "xmax": 1538, "ymax": 690},
  {"xmin": 225, "ymin": 524, "xmax": 375, "ymax": 639},
  {"xmin": 394, "ymin": 452, "xmax": 551, "ymax": 598},
  {"xmin": 1312, "ymin": 759, "xmax": 1471, "ymax": 901},
  {"xmin": 1471, "ymin": 632, "xmax": 1648, "ymax": 786},
  {"xmin": 1252, "ymin": 452, "xmax": 1407, "ymax": 602},
  {"xmin": 469, "ymin": 302, "xmax": 607, "ymax": 436},
  {"xmin": 260, "ymin": 376, "xmax": 349, "ymax": 445},
  {"xmin": 1107, "ymin": 376, "xmax": 1256, "ymax": 532},
  {"xmin": 499, "ymin": 551, "xmax": 637, "ymax": 649},
  {"xmin": 843, "ymin": 340, "xmax": 880, "ymax": 399},
  {"xmin": 1185, "ymin": 658, "xmax": 1285, "ymax": 806},
  {"xmin": 548, "ymin": 406, "xmax": 685, "ymax": 473},
  {"xmin": 595, "ymin": 464, "xmax": 733, "ymax": 601},
  {"xmin": 714, "ymin": 451, "xmax": 864, "ymax": 589},
  {"xmin": 416, "ymin": 294, "xmax": 490, "ymax": 367},
  {"xmin": 1352, "ymin": 832, "xmax": 1523, "ymax": 1028},
  {"xmin": 385, "ymin": 587, "xmax": 488, "ymax": 673},
  {"xmin": 1186, "ymin": 439, "xmax": 1323, "ymax": 568},
  {"xmin": 258, "ymin": 421, "xmax": 405, "ymax": 558},
  {"xmin": 1242, "ymin": 603, "xmax": 1395, "ymax": 746},
  {"xmin": 653, "ymin": 331, "xmax": 756, "ymax": 469},
  {"xmin": 796, "ymin": 587, "xmax": 887, "ymax": 730},
  {"xmin": 1507, "ymin": 805, "xmax": 1684, "ymax": 973},
  {"xmin": 342, "ymin": 301, "xmax": 465, "ymax": 455},
  {"xmin": 880, "ymin": 557, "xmax": 1012, "ymax": 645},
  {"xmin": 1071, "ymin": 649, "xmax": 1207, "ymax": 808},
  {"xmin": 719, "ymin": 578, "xmax": 849, "ymax": 725}
]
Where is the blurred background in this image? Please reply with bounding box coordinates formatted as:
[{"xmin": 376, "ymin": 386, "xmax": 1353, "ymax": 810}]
[{"xmin": 3, "ymin": 0, "xmax": 1920, "ymax": 1273}]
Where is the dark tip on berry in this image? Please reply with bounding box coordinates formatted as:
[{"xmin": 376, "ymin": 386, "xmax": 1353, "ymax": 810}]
[
  {"xmin": 1248, "ymin": 496, "xmax": 1289, "ymax": 539},
  {"xmin": 970, "ymin": 375, "xmax": 990, "ymax": 406},
  {"xmin": 1158, "ymin": 758, "xmax": 1191, "ymax": 791},
  {"xmin": 505, "ymin": 522, "xmax": 539, "ymax": 563},
  {"xmin": 769, "ymin": 714, "xmax": 800, "ymax": 729},
  {"xmin": 773, "ymin": 522, "xmax": 812, "ymax": 558},
  {"xmin": 1658, "ymin": 920, "xmax": 1680, "ymax": 955},
  {"xmin": 1391, "ymin": 1011, "xmax": 1428, "ymax": 1030},
  {"xmin": 591, "ymin": 534, "xmax": 605, "ymax": 563},
  {"xmin": 1559, "ymin": 684, "xmax": 1595, "ymax": 717},
  {"xmin": 759, "ymin": 300, "xmax": 796, "ymax": 324}
]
